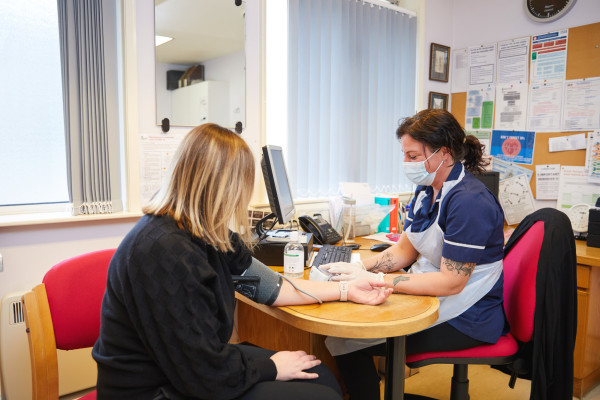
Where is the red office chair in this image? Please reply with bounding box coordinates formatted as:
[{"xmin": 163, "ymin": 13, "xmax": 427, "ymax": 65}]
[
  {"xmin": 406, "ymin": 208, "xmax": 577, "ymax": 400},
  {"xmin": 22, "ymin": 249, "xmax": 116, "ymax": 400}
]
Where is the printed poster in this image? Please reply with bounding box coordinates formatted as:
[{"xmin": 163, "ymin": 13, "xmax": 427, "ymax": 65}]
[
  {"xmin": 498, "ymin": 174, "xmax": 536, "ymax": 226},
  {"xmin": 535, "ymin": 164, "xmax": 561, "ymax": 199},
  {"xmin": 497, "ymin": 37, "xmax": 530, "ymax": 85},
  {"xmin": 492, "ymin": 157, "xmax": 534, "ymax": 182},
  {"xmin": 562, "ymin": 77, "xmax": 600, "ymax": 131},
  {"xmin": 527, "ymin": 81, "xmax": 563, "ymax": 132},
  {"xmin": 530, "ymin": 29, "xmax": 568, "ymax": 84},
  {"xmin": 465, "ymin": 85, "xmax": 495, "ymax": 130},
  {"xmin": 468, "ymin": 43, "xmax": 497, "ymax": 85},
  {"xmin": 494, "ymin": 83, "xmax": 529, "ymax": 131},
  {"xmin": 490, "ymin": 130, "xmax": 536, "ymax": 165}
]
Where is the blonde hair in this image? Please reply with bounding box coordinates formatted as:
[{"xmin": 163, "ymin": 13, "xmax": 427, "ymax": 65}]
[{"xmin": 143, "ymin": 123, "xmax": 255, "ymax": 252}]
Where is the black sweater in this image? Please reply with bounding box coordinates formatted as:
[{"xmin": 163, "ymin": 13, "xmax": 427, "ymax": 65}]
[{"xmin": 92, "ymin": 215, "xmax": 277, "ymax": 399}]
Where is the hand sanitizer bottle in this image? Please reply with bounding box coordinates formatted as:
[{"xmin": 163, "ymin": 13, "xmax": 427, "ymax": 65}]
[{"xmin": 284, "ymin": 231, "xmax": 304, "ymax": 278}]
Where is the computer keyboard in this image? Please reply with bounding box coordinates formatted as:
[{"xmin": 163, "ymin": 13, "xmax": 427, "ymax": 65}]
[{"xmin": 311, "ymin": 244, "xmax": 352, "ymax": 268}]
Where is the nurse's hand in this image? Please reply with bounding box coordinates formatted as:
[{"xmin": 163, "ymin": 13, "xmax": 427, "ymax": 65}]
[{"xmin": 321, "ymin": 261, "xmax": 374, "ymax": 281}]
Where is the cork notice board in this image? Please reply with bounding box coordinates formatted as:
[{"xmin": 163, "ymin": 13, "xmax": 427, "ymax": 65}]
[{"xmin": 450, "ymin": 22, "xmax": 600, "ymax": 198}]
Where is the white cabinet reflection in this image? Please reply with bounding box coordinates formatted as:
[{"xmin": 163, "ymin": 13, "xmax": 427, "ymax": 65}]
[{"xmin": 155, "ymin": 0, "xmax": 245, "ymax": 129}]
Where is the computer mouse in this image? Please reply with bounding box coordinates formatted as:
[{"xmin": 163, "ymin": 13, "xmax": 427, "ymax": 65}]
[{"xmin": 370, "ymin": 243, "xmax": 392, "ymax": 252}]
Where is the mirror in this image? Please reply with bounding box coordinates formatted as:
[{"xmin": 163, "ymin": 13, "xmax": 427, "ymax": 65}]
[{"xmin": 155, "ymin": 0, "xmax": 245, "ymax": 130}]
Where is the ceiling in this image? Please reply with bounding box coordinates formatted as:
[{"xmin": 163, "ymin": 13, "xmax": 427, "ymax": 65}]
[{"xmin": 154, "ymin": 0, "xmax": 245, "ymax": 66}]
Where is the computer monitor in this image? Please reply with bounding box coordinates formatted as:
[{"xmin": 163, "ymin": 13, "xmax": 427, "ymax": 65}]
[
  {"xmin": 261, "ymin": 145, "xmax": 296, "ymax": 225},
  {"xmin": 474, "ymin": 171, "xmax": 500, "ymax": 199}
]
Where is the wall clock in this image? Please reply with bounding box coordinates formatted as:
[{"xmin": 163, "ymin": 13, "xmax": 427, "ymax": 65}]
[
  {"xmin": 525, "ymin": 0, "xmax": 577, "ymax": 22},
  {"xmin": 567, "ymin": 203, "xmax": 590, "ymax": 236}
]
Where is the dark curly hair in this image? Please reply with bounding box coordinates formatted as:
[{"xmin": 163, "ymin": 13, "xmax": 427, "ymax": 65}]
[{"xmin": 396, "ymin": 109, "xmax": 488, "ymax": 174}]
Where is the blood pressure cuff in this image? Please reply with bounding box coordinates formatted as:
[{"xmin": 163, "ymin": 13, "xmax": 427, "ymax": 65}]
[{"xmin": 233, "ymin": 257, "xmax": 282, "ymax": 306}]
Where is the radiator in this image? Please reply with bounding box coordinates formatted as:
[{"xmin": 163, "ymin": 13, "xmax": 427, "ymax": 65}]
[{"xmin": 0, "ymin": 291, "xmax": 97, "ymax": 399}]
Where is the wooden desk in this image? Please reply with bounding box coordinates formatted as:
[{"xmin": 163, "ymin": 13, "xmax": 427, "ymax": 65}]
[
  {"xmin": 237, "ymin": 238, "xmax": 439, "ymax": 400},
  {"xmin": 573, "ymin": 240, "xmax": 600, "ymax": 398}
]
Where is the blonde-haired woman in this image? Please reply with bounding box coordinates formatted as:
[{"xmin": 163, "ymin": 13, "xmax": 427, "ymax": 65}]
[{"xmin": 92, "ymin": 124, "xmax": 391, "ymax": 400}]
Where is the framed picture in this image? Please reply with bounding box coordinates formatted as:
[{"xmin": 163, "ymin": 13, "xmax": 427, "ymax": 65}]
[
  {"xmin": 428, "ymin": 92, "xmax": 449, "ymax": 110},
  {"xmin": 429, "ymin": 43, "xmax": 450, "ymax": 82}
]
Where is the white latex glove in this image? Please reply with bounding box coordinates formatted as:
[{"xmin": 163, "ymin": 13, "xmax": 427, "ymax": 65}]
[{"xmin": 320, "ymin": 260, "xmax": 379, "ymax": 281}]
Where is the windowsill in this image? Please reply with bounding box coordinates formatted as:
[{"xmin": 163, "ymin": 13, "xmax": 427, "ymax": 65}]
[{"xmin": 0, "ymin": 210, "xmax": 143, "ymax": 228}]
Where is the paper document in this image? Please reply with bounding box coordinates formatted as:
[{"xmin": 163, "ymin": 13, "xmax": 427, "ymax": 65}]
[
  {"xmin": 492, "ymin": 158, "xmax": 534, "ymax": 182},
  {"xmin": 468, "ymin": 43, "xmax": 497, "ymax": 85},
  {"xmin": 140, "ymin": 135, "xmax": 181, "ymax": 204},
  {"xmin": 556, "ymin": 166, "xmax": 600, "ymax": 210},
  {"xmin": 452, "ymin": 48, "xmax": 468, "ymax": 93},
  {"xmin": 527, "ymin": 82, "xmax": 563, "ymax": 132},
  {"xmin": 497, "ymin": 37, "xmax": 530, "ymax": 85},
  {"xmin": 535, "ymin": 164, "xmax": 560, "ymax": 200},
  {"xmin": 465, "ymin": 85, "xmax": 495, "ymax": 130},
  {"xmin": 562, "ymin": 78, "xmax": 600, "ymax": 131},
  {"xmin": 548, "ymin": 133, "xmax": 586, "ymax": 152},
  {"xmin": 499, "ymin": 174, "xmax": 536, "ymax": 225},
  {"xmin": 530, "ymin": 29, "xmax": 568, "ymax": 84},
  {"xmin": 494, "ymin": 84, "xmax": 529, "ymax": 131},
  {"xmin": 587, "ymin": 131, "xmax": 600, "ymax": 184},
  {"xmin": 490, "ymin": 130, "xmax": 535, "ymax": 165}
]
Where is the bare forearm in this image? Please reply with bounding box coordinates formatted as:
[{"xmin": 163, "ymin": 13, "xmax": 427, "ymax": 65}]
[
  {"xmin": 383, "ymin": 272, "xmax": 461, "ymax": 296},
  {"xmin": 383, "ymin": 257, "xmax": 475, "ymax": 296},
  {"xmin": 362, "ymin": 235, "xmax": 418, "ymax": 273},
  {"xmin": 271, "ymin": 279, "xmax": 340, "ymax": 306}
]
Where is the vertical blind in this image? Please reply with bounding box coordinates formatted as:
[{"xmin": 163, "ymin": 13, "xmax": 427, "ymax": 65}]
[
  {"xmin": 287, "ymin": 0, "xmax": 417, "ymax": 199},
  {"xmin": 58, "ymin": 0, "xmax": 122, "ymax": 215}
]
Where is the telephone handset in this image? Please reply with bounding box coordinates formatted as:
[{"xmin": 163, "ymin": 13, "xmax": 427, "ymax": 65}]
[{"xmin": 298, "ymin": 214, "xmax": 342, "ymax": 245}]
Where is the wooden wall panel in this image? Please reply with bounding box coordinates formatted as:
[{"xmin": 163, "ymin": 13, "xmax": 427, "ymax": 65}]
[
  {"xmin": 450, "ymin": 92, "xmax": 466, "ymax": 128},
  {"xmin": 566, "ymin": 22, "xmax": 600, "ymax": 80}
]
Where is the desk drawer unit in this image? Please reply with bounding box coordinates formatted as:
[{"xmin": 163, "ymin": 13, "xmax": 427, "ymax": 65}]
[{"xmin": 574, "ymin": 263, "xmax": 600, "ymax": 398}]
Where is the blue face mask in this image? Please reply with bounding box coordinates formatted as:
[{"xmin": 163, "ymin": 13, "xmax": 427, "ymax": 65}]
[{"xmin": 403, "ymin": 148, "xmax": 444, "ymax": 186}]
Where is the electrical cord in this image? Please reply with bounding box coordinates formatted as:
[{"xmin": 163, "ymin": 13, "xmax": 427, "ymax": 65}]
[
  {"xmin": 255, "ymin": 212, "xmax": 278, "ymax": 242},
  {"xmin": 280, "ymin": 274, "xmax": 323, "ymax": 304}
]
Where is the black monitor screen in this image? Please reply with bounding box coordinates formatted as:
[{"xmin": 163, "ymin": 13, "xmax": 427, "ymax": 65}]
[
  {"xmin": 474, "ymin": 171, "xmax": 500, "ymax": 199},
  {"xmin": 261, "ymin": 145, "xmax": 295, "ymax": 224}
]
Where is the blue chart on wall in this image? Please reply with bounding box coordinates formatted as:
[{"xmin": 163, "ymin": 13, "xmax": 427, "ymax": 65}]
[{"xmin": 490, "ymin": 130, "xmax": 536, "ymax": 165}]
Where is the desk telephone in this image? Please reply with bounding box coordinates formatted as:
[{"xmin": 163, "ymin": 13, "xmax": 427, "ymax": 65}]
[{"xmin": 298, "ymin": 214, "xmax": 342, "ymax": 245}]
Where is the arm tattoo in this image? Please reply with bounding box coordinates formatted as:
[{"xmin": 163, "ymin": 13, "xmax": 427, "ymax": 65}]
[
  {"xmin": 393, "ymin": 275, "xmax": 410, "ymax": 286},
  {"xmin": 370, "ymin": 253, "xmax": 395, "ymax": 273},
  {"xmin": 443, "ymin": 259, "xmax": 476, "ymax": 277}
]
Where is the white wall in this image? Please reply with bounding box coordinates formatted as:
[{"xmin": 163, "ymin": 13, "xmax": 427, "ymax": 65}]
[
  {"xmin": 421, "ymin": 0, "xmax": 454, "ymax": 110},
  {"xmin": 204, "ymin": 50, "xmax": 246, "ymax": 127},
  {"xmin": 155, "ymin": 61, "xmax": 191, "ymax": 124},
  {"xmin": 450, "ymin": 0, "xmax": 600, "ymax": 50}
]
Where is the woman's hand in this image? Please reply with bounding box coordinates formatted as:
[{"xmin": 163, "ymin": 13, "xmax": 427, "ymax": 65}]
[
  {"xmin": 320, "ymin": 261, "xmax": 374, "ymax": 281},
  {"xmin": 270, "ymin": 350, "xmax": 321, "ymax": 381},
  {"xmin": 348, "ymin": 279, "xmax": 393, "ymax": 305}
]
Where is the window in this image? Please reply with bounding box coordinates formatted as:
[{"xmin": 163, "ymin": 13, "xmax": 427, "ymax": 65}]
[
  {"xmin": 282, "ymin": 0, "xmax": 417, "ymax": 199},
  {"xmin": 0, "ymin": 0, "xmax": 69, "ymax": 207},
  {"xmin": 0, "ymin": 0, "xmax": 124, "ymax": 215}
]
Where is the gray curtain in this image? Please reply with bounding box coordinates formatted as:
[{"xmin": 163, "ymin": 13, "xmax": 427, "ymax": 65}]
[
  {"xmin": 288, "ymin": 0, "xmax": 417, "ymax": 197},
  {"xmin": 58, "ymin": 0, "xmax": 122, "ymax": 215}
]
